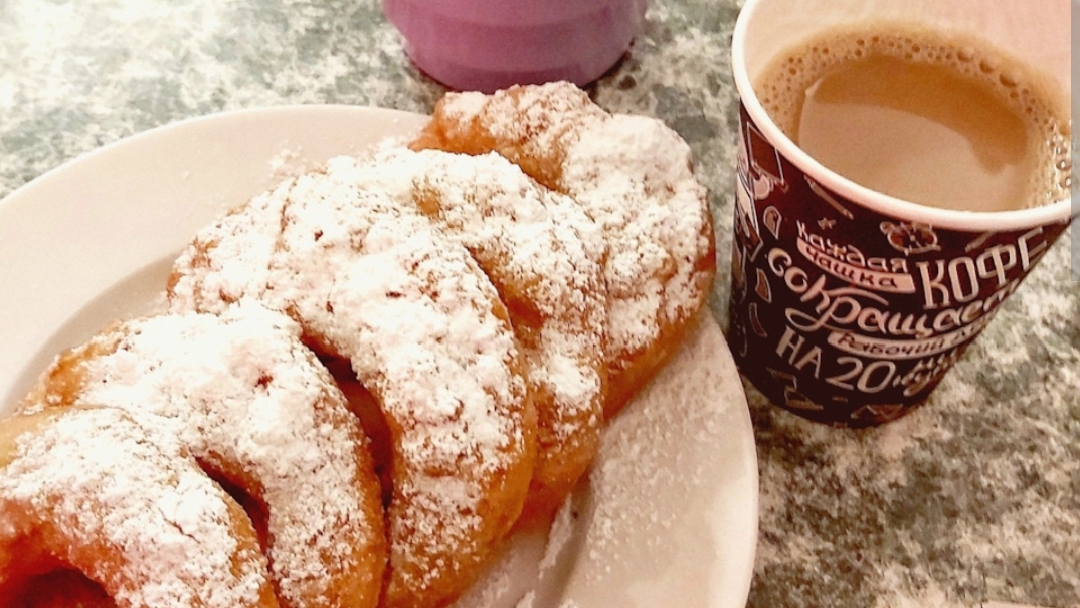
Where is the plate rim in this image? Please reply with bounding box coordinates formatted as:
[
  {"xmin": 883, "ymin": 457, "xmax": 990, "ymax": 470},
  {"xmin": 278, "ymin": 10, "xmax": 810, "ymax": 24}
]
[{"xmin": 0, "ymin": 103, "xmax": 428, "ymax": 209}]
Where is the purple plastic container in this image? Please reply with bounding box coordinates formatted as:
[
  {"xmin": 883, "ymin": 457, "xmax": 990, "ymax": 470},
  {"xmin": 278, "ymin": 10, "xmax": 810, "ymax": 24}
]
[{"xmin": 383, "ymin": 0, "xmax": 648, "ymax": 92}]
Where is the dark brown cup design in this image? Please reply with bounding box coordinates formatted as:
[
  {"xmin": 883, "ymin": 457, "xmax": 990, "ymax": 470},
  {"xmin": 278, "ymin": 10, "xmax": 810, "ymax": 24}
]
[{"xmin": 728, "ymin": 104, "xmax": 1071, "ymax": 426}]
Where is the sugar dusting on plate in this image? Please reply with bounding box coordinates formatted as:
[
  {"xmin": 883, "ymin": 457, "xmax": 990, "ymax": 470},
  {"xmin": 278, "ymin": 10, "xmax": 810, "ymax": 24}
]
[{"xmin": 451, "ymin": 314, "xmax": 755, "ymax": 608}]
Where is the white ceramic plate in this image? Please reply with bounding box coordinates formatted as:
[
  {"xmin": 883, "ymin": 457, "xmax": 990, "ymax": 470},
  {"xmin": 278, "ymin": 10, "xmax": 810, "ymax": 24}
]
[{"xmin": 0, "ymin": 105, "xmax": 757, "ymax": 608}]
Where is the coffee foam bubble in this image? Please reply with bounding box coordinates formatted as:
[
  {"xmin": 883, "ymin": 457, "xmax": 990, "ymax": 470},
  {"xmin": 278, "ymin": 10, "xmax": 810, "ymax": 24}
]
[{"xmin": 753, "ymin": 23, "xmax": 1071, "ymax": 208}]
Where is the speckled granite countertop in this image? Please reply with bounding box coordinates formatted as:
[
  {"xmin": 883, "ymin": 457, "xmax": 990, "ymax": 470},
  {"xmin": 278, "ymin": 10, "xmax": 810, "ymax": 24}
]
[{"xmin": 1, "ymin": 1, "xmax": 1077, "ymax": 606}]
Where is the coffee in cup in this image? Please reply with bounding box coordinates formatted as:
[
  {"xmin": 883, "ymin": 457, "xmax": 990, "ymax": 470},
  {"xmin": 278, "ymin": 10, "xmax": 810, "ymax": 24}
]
[{"xmin": 754, "ymin": 24, "xmax": 1071, "ymax": 213}]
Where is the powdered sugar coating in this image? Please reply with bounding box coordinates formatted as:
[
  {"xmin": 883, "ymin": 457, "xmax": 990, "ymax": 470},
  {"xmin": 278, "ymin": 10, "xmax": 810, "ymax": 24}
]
[
  {"xmin": 168, "ymin": 182, "xmax": 292, "ymax": 314},
  {"xmin": 562, "ymin": 111, "xmax": 712, "ymax": 350},
  {"xmin": 168, "ymin": 160, "xmax": 535, "ymax": 608},
  {"xmin": 274, "ymin": 161, "xmax": 533, "ymax": 607},
  {"xmin": 415, "ymin": 82, "xmax": 716, "ymax": 415},
  {"xmin": 21, "ymin": 303, "xmax": 385, "ymax": 608},
  {"xmin": 344, "ymin": 146, "xmax": 608, "ymax": 516},
  {"xmin": 0, "ymin": 407, "xmax": 275, "ymax": 608}
]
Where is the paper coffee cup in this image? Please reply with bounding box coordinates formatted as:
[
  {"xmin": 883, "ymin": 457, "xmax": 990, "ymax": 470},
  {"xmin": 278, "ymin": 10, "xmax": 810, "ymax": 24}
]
[{"xmin": 728, "ymin": 0, "xmax": 1074, "ymax": 426}]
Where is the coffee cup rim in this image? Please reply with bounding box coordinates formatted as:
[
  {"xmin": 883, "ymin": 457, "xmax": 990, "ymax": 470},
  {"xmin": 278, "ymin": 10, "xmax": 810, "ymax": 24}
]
[{"xmin": 731, "ymin": 1, "xmax": 1074, "ymax": 234}]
